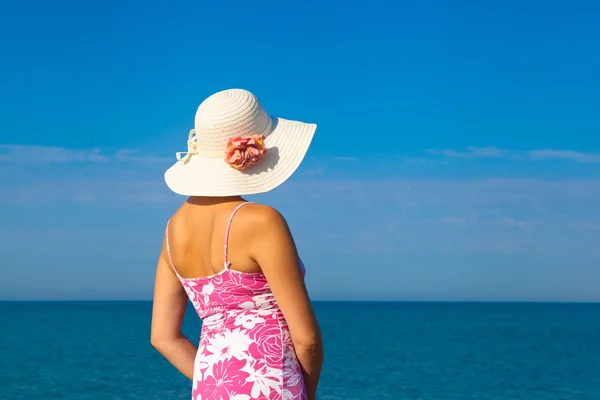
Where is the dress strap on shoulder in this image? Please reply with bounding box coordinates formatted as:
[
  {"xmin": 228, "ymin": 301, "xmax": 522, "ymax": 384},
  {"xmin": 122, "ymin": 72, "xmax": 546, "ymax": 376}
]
[
  {"xmin": 165, "ymin": 219, "xmax": 182, "ymax": 279},
  {"xmin": 223, "ymin": 202, "xmax": 252, "ymax": 268}
]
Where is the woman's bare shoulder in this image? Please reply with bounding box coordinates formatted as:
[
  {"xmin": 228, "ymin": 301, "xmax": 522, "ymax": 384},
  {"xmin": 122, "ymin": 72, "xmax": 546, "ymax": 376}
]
[
  {"xmin": 238, "ymin": 203, "xmax": 293, "ymax": 240},
  {"xmin": 243, "ymin": 203, "xmax": 286, "ymax": 222}
]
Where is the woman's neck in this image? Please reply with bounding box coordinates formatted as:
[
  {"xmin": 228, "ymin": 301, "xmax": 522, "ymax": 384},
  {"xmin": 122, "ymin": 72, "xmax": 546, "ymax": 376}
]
[{"xmin": 186, "ymin": 195, "xmax": 245, "ymax": 206}]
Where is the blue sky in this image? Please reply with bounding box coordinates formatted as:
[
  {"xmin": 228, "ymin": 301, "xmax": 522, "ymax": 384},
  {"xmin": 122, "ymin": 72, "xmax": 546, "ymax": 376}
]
[{"xmin": 1, "ymin": 0, "xmax": 599, "ymax": 301}]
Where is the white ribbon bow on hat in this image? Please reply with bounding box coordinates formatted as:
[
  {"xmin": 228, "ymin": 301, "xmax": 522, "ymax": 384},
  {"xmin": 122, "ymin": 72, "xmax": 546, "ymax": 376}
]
[{"xmin": 176, "ymin": 129, "xmax": 198, "ymax": 163}]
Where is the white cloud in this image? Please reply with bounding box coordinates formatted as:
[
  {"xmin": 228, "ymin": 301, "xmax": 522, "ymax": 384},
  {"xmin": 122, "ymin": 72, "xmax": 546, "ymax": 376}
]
[
  {"xmin": 443, "ymin": 216, "xmax": 467, "ymax": 226},
  {"xmin": 429, "ymin": 146, "xmax": 600, "ymax": 163},
  {"xmin": 114, "ymin": 149, "xmax": 172, "ymax": 164},
  {"xmin": 0, "ymin": 144, "xmax": 170, "ymax": 165},
  {"xmin": 4, "ymin": 173, "xmax": 600, "ymax": 217},
  {"xmin": 0, "ymin": 144, "xmax": 110, "ymax": 163},
  {"xmin": 428, "ymin": 146, "xmax": 508, "ymax": 159},
  {"xmin": 280, "ymin": 178, "xmax": 600, "ymax": 207},
  {"xmin": 0, "ymin": 178, "xmax": 178, "ymax": 206},
  {"xmin": 1, "ymin": 174, "xmax": 600, "ymax": 264},
  {"xmin": 501, "ymin": 217, "xmax": 533, "ymax": 231},
  {"xmin": 527, "ymin": 149, "xmax": 600, "ymax": 163}
]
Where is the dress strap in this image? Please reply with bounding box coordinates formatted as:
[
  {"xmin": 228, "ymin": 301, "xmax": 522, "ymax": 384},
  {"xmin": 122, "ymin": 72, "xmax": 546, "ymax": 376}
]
[
  {"xmin": 164, "ymin": 219, "xmax": 182, "ymax": 279},
  {"xmin": 223, "ymin": 202, "xmax": 251, "ymax": 268}
]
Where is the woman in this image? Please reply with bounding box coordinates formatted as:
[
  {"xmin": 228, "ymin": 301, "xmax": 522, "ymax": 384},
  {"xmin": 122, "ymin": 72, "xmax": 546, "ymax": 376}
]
[{"xmin": 151, "ymin": 89, "xmax": 324, "ymax": 400}]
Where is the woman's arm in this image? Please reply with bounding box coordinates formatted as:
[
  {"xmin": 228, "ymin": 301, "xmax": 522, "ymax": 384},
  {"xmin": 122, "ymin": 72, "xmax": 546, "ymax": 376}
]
[
  {"xmin": 150, "ymin": 238, "xmax": 197, "ymax": 380},
  {"xmin": 248, "ymin": 206, "xmax": 324, "ymax": 400}
]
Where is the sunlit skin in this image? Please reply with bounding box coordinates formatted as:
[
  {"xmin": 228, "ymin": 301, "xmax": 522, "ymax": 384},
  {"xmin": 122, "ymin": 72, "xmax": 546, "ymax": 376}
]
[{"xmin": 150, "ymin": 195, "xmax": 324, "ymax": 400}]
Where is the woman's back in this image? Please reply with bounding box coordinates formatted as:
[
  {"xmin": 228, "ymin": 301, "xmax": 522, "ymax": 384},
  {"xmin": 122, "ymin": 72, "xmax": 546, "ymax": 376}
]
[
  {"xmin": 164, "ymin": 200, "xmax": 307, "ymax": 399},
  {"xmin": 166, "ymin": 199, "xmax": 264, "ymax": 279}
]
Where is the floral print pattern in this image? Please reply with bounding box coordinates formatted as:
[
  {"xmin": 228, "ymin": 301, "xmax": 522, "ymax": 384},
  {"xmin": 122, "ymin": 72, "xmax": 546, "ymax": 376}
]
[
  {"xmin": 166, "ymin": 202, "xmax": 307, "ymax": 400},
  {"xmin": 183, "ymin": 270, "xmax": 307, "ymax": 400}
]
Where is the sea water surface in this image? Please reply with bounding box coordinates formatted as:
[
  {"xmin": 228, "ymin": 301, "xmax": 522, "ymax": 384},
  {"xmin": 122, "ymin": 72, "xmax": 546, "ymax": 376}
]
[{"xmin": 1, "ymin": 301, "xmax": 599, "ymax": 400}]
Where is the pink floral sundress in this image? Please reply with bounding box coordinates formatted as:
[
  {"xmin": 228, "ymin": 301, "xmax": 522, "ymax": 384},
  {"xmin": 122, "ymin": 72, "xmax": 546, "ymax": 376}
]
[{"xmin": 165, "ymin": 202, "xmax": 307, "ymax": 400}]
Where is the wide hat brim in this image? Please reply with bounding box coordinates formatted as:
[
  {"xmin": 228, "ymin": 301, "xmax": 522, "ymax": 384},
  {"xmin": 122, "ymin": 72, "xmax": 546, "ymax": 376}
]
[{"xmin": 164, "ymin": 117, "xmax": 316, "ymax": 197}]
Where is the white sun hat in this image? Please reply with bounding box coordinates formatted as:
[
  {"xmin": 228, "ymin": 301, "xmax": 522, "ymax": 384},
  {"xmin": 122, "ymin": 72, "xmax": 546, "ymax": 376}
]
[{"xmin": 164, "ymin": 89, "xmax": 317, "ymax": 197}]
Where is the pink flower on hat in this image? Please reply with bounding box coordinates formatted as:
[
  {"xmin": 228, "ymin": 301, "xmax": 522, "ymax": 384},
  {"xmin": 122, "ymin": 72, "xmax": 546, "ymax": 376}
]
[{"xmin": 225, "ymin": 134, "xmax": 268, "ymax": 171}]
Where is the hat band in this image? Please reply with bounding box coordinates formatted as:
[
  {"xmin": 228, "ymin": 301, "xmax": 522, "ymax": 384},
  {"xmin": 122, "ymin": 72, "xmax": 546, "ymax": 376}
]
[{"xmin": 175, "ymin": 118, "xmax": 273, "ymax": 163}]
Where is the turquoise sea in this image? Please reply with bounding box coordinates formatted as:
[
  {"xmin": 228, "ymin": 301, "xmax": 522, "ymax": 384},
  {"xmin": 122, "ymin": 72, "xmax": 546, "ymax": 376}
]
[{"xmin": 1, "ymin": 301, "xmax": 599, "ymax": 400}]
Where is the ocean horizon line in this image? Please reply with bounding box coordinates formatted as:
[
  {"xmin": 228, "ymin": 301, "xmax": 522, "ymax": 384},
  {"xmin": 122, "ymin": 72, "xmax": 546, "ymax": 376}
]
[{"xmin": 1, "ymin": 299, "xmax": 599, "ymax": 304}]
